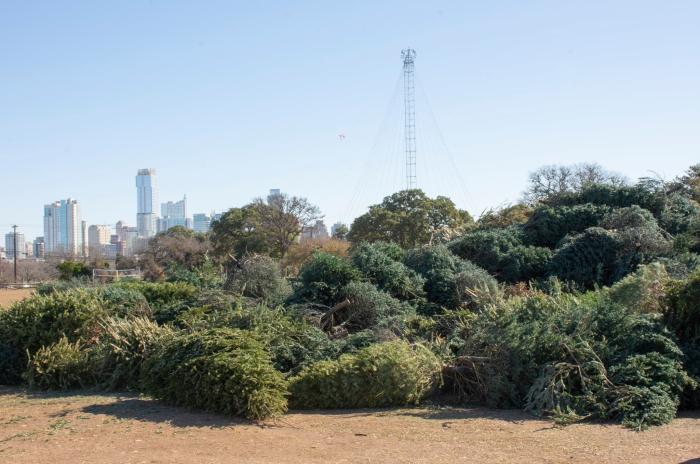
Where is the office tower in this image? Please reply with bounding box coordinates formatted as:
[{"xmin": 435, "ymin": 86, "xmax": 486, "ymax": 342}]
[
  {"xmin": 193, "ymin": 213, "xmax": 211, "ymax": 233},
  {"xmin": 43, "ymin": 198, "xmax": 81, "ymax": 256},
  {"xmin": 88, "ymin": 225, "xmax": 112, "ymax": 250},
  {"xmin": 33, "ymin": 237, "xmax": 45, "ymax": 259},
  {"xmin": 5, "ymin": 231, "xmax": 26, "ymax": 259},
  {"xmin": 115, "ymin": 220, "xmax": 127, "ymax": 241},
  {"xmin": 136, "ymin": 168, "xmax": 158, "ymax": 238},
  {"xmin": 267, "ymin": 188, "xmax": 283, "ymax": 206},
  {"xmin": 300, "ymin": 220, "xmax": 329, "ymax": 242},
  {"xmin": 159, "ymin": 195, "xmax": 188, "ymax": 232}
]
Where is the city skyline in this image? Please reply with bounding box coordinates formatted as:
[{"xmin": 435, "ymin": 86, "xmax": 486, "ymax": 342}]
[{"xmin": 2, "ymin": 170, "xmax": 302, "ymax": 259}]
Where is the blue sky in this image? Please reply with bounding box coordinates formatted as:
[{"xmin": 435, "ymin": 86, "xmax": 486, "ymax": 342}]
[{"xmin": 1, "ymin": 1, "xmax": 699, "ymax": 240}]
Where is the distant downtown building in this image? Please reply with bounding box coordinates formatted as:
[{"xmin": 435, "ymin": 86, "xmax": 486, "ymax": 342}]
[
  {"xmin": 114, "ymin": 221, "xmax": 140, "ymax": 256},
  {"xmin": 33, "ymin": 237, "xmax": 45, "ymax": 259},
  {"xmin": 192, "ymin": 213, "xmax": 211, "ymax": 233},
  {"xmin": 300, "ymin": 220, "xmax": 329, "ymax": 242},
  {"xmin": 43, "ymin": 198, "xmax": 82, "ymax": 256},
  {"xmin": 136, "ymin": 168, "xmax": 158, "ymax": 238},
  {"xmin": 192, "ymin": 211, "xmax": 222, "ymax": 234},
  {"xmin": 88, "ymin": 224, "xmax": 112, "ymax": 254},
  {"xmin": 158, "ymin": 196, "xmax": 190, "ymax": 232},
  {"xmin": 4, "ymin": 231, "xmax": 26, "ymax": 260}
]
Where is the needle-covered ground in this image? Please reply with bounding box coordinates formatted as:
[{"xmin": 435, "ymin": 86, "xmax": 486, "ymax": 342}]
[{"xmin": 1, "ymin": 388, "xmax": 699, "ymax": 464}]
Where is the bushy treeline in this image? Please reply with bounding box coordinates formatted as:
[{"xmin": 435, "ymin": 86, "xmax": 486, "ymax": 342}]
[{"xmin": 2, "ymin": 163, "xmax": 699, "ymax": 429}]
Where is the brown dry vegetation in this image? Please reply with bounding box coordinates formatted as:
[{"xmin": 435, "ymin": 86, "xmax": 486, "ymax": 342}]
[{"xmin": 0, "ymin": 388, "xmax": 699, "ymax": 464}]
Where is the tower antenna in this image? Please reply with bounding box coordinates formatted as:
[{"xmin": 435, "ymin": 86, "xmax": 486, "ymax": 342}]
[{"xmin": 402, "ymin": 48, "xmax": 417, "ymax": 190}]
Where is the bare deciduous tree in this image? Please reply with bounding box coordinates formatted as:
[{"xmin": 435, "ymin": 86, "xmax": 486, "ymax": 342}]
[
  {"xmin": 252, "ymin": 194, "xmax": 323, "ymax": 259},
  {"xmin": 523, "ymin": 163, "xmax": 627, "ymax": 204}
]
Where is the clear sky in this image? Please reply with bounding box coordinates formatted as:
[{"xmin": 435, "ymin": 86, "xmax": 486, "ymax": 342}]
[{"xmin": 1, "ymin": 1, "xmax": 699, "ymax": 240}]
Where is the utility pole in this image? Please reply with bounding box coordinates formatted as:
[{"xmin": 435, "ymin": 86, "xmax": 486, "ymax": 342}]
[
  {"xmin": 402, "ymin": 48, "xmax": 417, "ymax": 190},
  {"xmin": 12, "ymin": 224, "xmax": 18, "ymax": 283}
]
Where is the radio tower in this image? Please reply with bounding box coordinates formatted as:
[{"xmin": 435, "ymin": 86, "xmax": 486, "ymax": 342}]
[{"xmin": 402, "ymin": 49, "xmax": 417, "ymax": 190}]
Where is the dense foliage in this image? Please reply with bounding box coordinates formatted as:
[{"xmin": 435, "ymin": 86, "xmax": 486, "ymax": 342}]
[
  {"xmin": 141, "ymin": 328, "xmax": 288, "ymax": 420},
  {"xmin": 452, "ymin": 292, "xmax": 693, "ymax": 429},
  {"xmin": 0, "ymin": 289, "xmax": 106, "ymax": 384},
  {"xmin": 404, "ymin": 245, "xmax": 498, "ymax": 309},
  {"xmin": 348, "ymin": 190, "xmax": 472, "ymax": 248},
  {"xmin": 289, "ymin": 341, "xmax": 442, "ymax": 409},
  {"xmin": 4, "ymin": 162, "xmax": 700, "ymax": 430}
]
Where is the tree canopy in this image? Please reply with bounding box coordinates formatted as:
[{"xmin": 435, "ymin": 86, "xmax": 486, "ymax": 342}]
[{"xmin": 348, "ymin": 189, "xmax": 472, "ymax": 248}]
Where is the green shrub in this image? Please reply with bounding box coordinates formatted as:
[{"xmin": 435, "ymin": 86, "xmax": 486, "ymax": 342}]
[
  {"xmin": 292, "ymin": 252, "xmax": 361, "ymax": 306},
  {"xmin": 665, "ymin": 270, "xmax": 700, "ymax": 341},
  {"xmin": 225, "ymin": 254, "xmax": 291, "ymax": 305},
  {"xmin": 454, "ymin": 291, "xmax": 692, "ymax": 428},
  {"xmin": 165, "ymin": 258, "xmax": 223, "ymax": 289},
  {"xmin": 90, "ymin": 317, "xmax": 173, "ymax": 390},
  {"xmin": 25, "ymin": 337, "xmax": 93, "ymax": 390},
  {"xmin": 351, "ymin": 242, "xmax": 425, "ymax": 300},
  {"xmin": 660, "ymin": 193, "xmax": 700, "ymax": 235},
  {"xmin": 222, "ymin": 304, "xmax": 337, "ymax": 375},
  {"xmin": 657, "ymin": 253, "xmax": 700, "ymax": 279},
  {"xmin": 366, "ymin": 241, "xmax": 406, "ymax": 261},
  {"xmin": 404, "ymin": 245, "xmax": 498, "ymax": 309},
  {"xmin": 600, "ymin": 205, "xmax": 656, "ymax": 230},
  {"xmin": 0, "ymin": 289, "xmax": 106, "ymax": 384},
  {"xmin": 608, "ymin": 263, "xmax": 670, "ymax": 314},
  {"xmin": 665, "ymin": 271, "xmax": 700, "ymax": 408},
  {"xmin": 550, "ymin": 183, "xmax": 666, "ymax": 217},
  {"xmin": 57, "ymin": 260, "xmax": 91, "ymax": 280},
  {"xmin": 335, "ymin": 281, "xmax": 412, "ymax": 332},
  {"xmin": 141, "ymin": 328, "xmax": 288, "ymax": 420},
  {"xmin": 36, "ymin": 279, "xmax": 91, "ymax": 295},
  {"xmin": 450, "ymin": 227, "xmax": 553, "ymax": 283},
  {"xmin": 110, "ymin": 282, "xmax": 210, "ymax": 324},
  {"xmin": 97, "ymin": 286, "xmax": 152, "ymax": 318},
  {"xmin": 112, "ymin": 280, "xmax": 198, "ymax": 309},
  {"xmin": 523, "ymin": 204, "xmax": 610, "ymax": 248},
  {"xmin": 289, "ymin": 341, "xmax": 442, "ymax": 409},
  {"xmin": 547, "ymin": 227, "xmax": 623, "ymax": 288}
]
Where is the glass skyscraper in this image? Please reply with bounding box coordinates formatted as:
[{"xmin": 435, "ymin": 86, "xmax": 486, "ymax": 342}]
[
  {"xmin": 43, "ymin": 199, "xmax": 81, "ymax": 256},
  {"xmin": 136, "ymin": 168, "xmax": 158, "ymax": 238}
]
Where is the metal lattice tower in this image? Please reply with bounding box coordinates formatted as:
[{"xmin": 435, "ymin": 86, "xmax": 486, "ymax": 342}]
[{"xmin": 402, "ymin": 48, "xmax": 417, "ymax": 190}]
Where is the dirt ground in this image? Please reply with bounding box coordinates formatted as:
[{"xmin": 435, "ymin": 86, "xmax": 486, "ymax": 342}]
[
  {"xmin": 0, "ymin": 288, "xmax": 33, "ymax": 308},
  {"xmin": 0, "ymin": 388, "xmax": 699, "ymax": 464}
]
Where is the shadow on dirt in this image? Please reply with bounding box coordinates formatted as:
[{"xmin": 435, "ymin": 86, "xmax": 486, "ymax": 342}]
[
  {"xmin": 289, "ymin": 405, "xmax": 542, "ymax": 425},
  {"xmin": 81, "ymin": 398, "xmax": 256, "ymax": 429}
]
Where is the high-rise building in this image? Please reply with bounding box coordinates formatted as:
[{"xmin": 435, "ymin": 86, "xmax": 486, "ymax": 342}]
[
  {"xmin": 193, "ymin": 213, "xmax": 211, "ymax": 233},
  {"xmin": 43, "ymin": 198, "xmax": 81, "ymax": 256},
  {"xmin": 33, "ymin": 237, "xmax": 45, "ymax": 259},
  {"xmin": 136, "ymin": 168, "xmax": 158, "ymax": 238},
  {"xmin": 5, "ymin": 231, "xmax": 26, "ymax": 260},
  {"xmin": 88, "ymin": 225, "xmax": 112, "ymax": 251},
  {"xmin": 192, "ymin": 211, "xmax": 222, "ymax": 234},
  {"xmin": 300, "ymin": 220, "xmax": 329, "ymax": 242},
  {"xmin": 267, "ymin": 188, "xmax": 283, "ymax": 206},
  {"xmin": 158, "ymin": 196, "xmax": 189, "ymax": 232},
  {"xmin": 115, "ymin": 220, "xmax": 127, "ymax": 241}
]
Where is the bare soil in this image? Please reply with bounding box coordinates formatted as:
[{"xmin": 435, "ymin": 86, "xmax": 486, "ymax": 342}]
[
  {"xmin": 0, "ymin": 288, "xmax": 33, "ymax": 308},
  {"xmin": 1, "ymin": 388, "xmax": 699, "ymax": 464}
]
